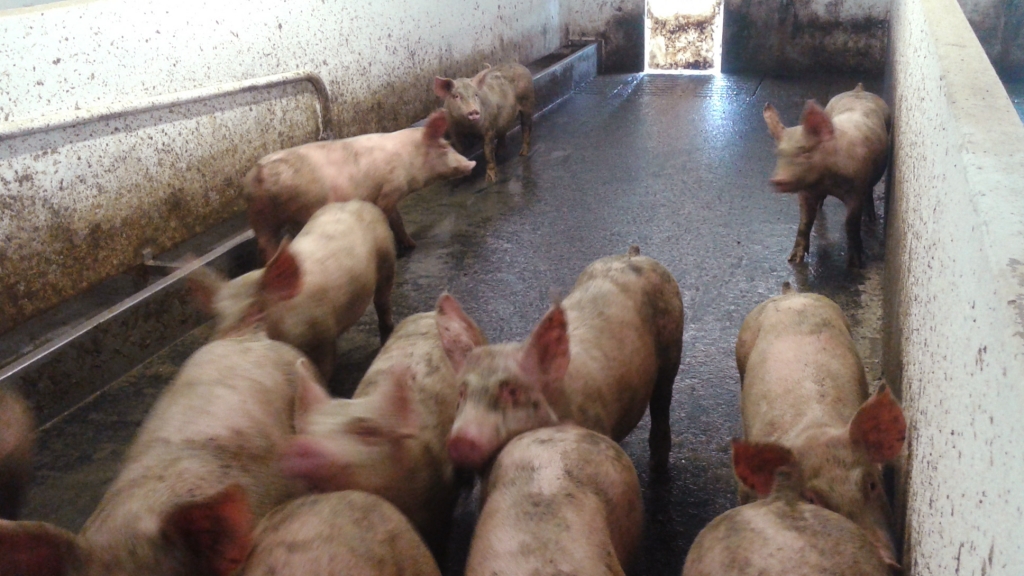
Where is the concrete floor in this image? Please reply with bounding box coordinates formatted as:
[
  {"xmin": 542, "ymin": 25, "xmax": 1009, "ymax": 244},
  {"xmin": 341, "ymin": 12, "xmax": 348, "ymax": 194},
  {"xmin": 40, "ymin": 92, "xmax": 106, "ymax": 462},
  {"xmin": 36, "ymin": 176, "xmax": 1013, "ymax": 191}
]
[{"xmin": 22, "ymin": 72, "xmax": 887, "ymax": 576}]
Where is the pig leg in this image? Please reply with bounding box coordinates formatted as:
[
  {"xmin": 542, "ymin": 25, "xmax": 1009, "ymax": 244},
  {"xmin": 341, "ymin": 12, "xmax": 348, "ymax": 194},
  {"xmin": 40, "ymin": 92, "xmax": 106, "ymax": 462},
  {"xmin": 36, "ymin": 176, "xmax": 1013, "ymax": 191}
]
[
  {"xmin": 788, "ymin": 192, "xmax": 820, "ymax": 264},
  {"xmin": 386, "ymin": 210, "xmax": 417, "ymax": 254},
  {"xmin": 373, "ymin": 257, "xmax": 395, "ymax": 344},
  {"xmin": 519, "ymin": 110, "xmax": 533, "ymax": 156},
  {"xmin": 843, "ymin": 197, "xmax": 865, "ymax": 268},
  {"xmin": 648, "ymin": 358, "xmax": 677, "ymax": 473},
  {"xmin": 483, "ymin": 131, "xmax": 499, "ymax": 183}
]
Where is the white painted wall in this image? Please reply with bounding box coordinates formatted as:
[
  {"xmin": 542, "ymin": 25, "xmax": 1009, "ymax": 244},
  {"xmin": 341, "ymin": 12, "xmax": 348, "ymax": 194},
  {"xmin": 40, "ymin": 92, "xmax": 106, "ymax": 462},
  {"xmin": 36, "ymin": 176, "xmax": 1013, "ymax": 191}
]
[
  {"xmin": 885, "ymin": 0, "xmax": 1024, "ymax": 572},
  {"xmin": 0, "ymin": 0, "xmax": 561, "ymax": 333}
]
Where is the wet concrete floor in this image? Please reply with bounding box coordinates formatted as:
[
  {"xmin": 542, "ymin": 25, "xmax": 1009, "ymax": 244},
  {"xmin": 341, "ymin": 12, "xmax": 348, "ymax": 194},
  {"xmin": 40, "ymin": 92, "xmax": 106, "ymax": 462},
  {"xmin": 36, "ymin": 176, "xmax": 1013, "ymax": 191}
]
[{"xmin": 23, "ymin": 72, "xmax": 887, "ymax": 576}]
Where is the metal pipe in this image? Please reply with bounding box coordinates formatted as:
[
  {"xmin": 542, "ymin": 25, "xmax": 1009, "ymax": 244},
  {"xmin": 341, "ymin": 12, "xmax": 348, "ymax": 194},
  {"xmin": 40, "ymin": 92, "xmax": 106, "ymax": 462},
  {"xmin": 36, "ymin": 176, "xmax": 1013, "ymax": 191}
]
[{"xmin": 0, "ymin": 70, "xmax": 333, "ymax": 141}]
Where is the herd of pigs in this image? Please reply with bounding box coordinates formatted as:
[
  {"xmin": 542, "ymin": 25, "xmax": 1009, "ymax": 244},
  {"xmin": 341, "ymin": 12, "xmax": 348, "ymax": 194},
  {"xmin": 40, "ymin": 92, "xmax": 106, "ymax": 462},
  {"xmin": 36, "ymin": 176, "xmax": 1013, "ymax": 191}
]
[{"xmin": 0, "ymin": 63, "xmax": 904, "ymax": 575}]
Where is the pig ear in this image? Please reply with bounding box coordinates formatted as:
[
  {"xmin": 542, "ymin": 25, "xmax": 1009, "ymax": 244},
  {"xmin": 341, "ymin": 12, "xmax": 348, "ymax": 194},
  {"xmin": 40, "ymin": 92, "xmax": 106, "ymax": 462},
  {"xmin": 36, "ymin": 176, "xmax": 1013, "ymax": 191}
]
[
  {"xmin": 519, "ymin": 305, "xmax": 571, "ymax": 393},
  {"xmin": 0, "ymin": 520, "xmax": 84, "ymax": 576},
  {"xmin": 261, "ymin": 237, "xmax": 302, "ymax": 303},
  {"xmin": 424, "ymin": 110, "xmax": 448, "ymax": 142},
  {"xmin": 762, "ymin": 103, "xmax": 785, "ymax": 141},
  {"xmin": 435, "ymin": 293, "xmax": 487, "ymax": 373},
  {"xmin": 187, "ymin": 266, "xmax": 227, "ymax": 315},
  {"xmin": 293, "ymin": 358, "xmax": 331, "ymax": 432},
  {"xmin": 162, "ymin": 484, "xmax": 253, "ymax": 576},
  {"xmin": 731, "ymin": 439, "xmax": 796, "ymax": 497},
  {"xmin": 433, "ymin": 77, "xmax": 454, "ymax": 99},
  {"xmin": 800, "ymin": 100, "xmax": 834, "ymax": 141},
  {"xmin": 379, "ymin": 366, "xmax": 420, "ymax": 438},
  {"xmin": 849, "ymin": 383, "xmax": 907, "ymax": 463}
]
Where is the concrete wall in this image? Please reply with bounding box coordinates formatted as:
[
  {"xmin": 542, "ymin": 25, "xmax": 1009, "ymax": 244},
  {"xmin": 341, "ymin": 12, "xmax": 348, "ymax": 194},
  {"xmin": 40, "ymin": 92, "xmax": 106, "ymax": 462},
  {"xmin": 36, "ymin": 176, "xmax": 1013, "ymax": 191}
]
[
  {"xmin": 884, "ymin": 0, "xmax": 1024, "ymax": 572},
  {"xmin": 0, "ymin": 0, "xmax": 560, "ymax": 335},
  {"xmin": 722, "ymin": 0, "xmax": 890, "ymax": 75},
  {"xmin": 959, "ymin": 0, "xmax": 1024, "ymax": 79},
  {"xmin": 561, "ymin": 0, "xmax": 645, "ymax": 72}
]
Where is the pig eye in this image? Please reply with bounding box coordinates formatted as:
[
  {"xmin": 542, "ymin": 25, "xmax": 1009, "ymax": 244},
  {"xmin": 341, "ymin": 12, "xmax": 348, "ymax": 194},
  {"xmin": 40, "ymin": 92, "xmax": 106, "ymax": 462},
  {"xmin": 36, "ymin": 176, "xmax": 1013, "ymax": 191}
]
[
  {"xmin": 351, "ymin": 422, "xmax": 383, "ymax": 440},
  {"xmin": 453, "ymin": 94, "xmax": 461, "ymax": 100},
  {"xmin": 802, "ymin": 490, "xmax": 828, "ymax": 510}
]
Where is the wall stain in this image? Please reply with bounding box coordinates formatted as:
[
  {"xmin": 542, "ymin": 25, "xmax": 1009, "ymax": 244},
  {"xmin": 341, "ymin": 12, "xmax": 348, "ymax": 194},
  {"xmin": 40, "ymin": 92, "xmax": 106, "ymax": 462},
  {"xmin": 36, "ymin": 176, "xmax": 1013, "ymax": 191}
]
[{"xmin": 723, "ymin": 0, "xmax": 887, "ymax": 75}]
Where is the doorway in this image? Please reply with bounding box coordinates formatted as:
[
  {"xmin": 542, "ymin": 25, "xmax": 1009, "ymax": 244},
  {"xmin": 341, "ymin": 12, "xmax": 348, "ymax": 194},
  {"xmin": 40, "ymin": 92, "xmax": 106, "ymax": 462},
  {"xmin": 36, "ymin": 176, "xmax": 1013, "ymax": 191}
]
[{"xmin": 645, "ymin": 0, "xmax": 724, "ymax": 72}]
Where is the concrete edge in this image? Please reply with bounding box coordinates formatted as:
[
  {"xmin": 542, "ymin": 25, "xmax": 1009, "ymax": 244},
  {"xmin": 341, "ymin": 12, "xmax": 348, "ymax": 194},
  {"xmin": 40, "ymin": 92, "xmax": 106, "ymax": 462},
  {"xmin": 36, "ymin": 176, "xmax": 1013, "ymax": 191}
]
[
  {"xmin": 0, "ymin": 42, "xmax": 600, "ymax": 428},
  {"xmin": 885, "ymin": 0, "xmax": 1024, "ymax": 570}
]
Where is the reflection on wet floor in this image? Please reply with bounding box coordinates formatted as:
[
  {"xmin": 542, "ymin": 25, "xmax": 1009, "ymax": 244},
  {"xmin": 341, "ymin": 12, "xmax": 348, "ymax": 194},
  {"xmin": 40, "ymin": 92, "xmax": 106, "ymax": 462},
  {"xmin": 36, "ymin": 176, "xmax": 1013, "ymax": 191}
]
[{"xmin": 23, "ymin": 73, "xmax": 886, "ymax": 576}]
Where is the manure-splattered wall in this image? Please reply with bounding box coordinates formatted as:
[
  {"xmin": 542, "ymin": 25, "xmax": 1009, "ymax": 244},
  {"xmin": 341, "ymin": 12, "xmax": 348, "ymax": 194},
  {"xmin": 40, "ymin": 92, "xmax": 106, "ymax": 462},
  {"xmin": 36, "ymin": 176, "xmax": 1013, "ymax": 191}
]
[
  {"xmin": 561, "ymin": 0, "xmax": 646, "ymax": 73},
  {"xmin": 722, "ymin": 0, "xmax": 889, "ymax": 75},
  {"xmin": 0, "ymin": 0, "xmax": 560, "ymax": 335}
]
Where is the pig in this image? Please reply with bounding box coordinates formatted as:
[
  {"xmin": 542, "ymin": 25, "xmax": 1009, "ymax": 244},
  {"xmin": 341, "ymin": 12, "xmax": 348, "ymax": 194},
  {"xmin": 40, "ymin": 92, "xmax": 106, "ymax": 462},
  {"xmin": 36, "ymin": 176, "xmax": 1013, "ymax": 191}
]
[
  {"xmin": 245, "ymin": 110, "xmax": 475, "ymax": 256},
  {"xmin": 734, "ymin": 287, "xmax": 906, "ymax": 569},
  {"xmin": 441, "ymin": 246, "xmax": 684, "ymax": 472},
  {"xmin": 240, "ymin": 490, "xmax": 441, "ymax": 576},
  {"xmin": 682, "ymin": 442, "xmax": 891, "ymax": 576},
  {"xmin": 0, "ymin": 386, "xmax": 34, "ymax": 520},
  {"xmin": 190, "ymin": 200, "xmax": 396, "ymax": 380},
  {"xmin": 763, "ymin": 83, "xmax": 890, "ymax": 268},
  {"xmin": 278, "ymin": 298, "xmax": 487, "ymax": 554},
  {"xmin": 434, "ymin": 63, "xmax": 536, "ymax": 183},
  {"xmin": 0, "ymin": 337, "xmax": 331, "ymax": 576},
  {"xmin": 465, "ymin": 424, "xmax": 643, "ymax": 576}
]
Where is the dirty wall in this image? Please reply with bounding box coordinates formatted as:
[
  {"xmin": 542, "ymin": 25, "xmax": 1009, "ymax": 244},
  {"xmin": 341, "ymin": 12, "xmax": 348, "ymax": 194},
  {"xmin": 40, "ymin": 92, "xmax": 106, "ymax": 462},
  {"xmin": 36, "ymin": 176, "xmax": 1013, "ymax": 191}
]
[
  {"xmin": 885, "ymin": 0, "xmax": 1024, "ymax": 571},
  {"xmin": 722, "ymin": 0, "xmax": 890, "ymax": 75},
  {"xmin": 0, "ymin": 0, "xmax": 560, "ymax": 335},
  {"xmin": 561, "ymin": 0, "xmax": 646, "ymax": 72}
]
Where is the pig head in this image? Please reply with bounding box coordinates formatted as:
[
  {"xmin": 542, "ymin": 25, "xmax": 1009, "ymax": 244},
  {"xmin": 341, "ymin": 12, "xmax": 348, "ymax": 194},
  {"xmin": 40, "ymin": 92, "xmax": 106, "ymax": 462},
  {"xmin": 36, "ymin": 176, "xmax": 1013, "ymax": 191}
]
[{"xmin": 439, "ymin": 295, "xmax": 565, "ymax": 470}]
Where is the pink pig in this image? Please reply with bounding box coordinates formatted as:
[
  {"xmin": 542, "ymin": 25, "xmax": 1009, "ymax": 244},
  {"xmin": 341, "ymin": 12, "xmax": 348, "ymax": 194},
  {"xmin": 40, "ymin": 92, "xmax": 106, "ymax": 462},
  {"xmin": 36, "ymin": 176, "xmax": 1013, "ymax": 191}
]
[
  {"xmin": 245, "ymin": 110, "xmax": 475, "ymax": 256},
  {"xmin": 734, "ymin": 286, "xmax": 906, "ymax": 569}
]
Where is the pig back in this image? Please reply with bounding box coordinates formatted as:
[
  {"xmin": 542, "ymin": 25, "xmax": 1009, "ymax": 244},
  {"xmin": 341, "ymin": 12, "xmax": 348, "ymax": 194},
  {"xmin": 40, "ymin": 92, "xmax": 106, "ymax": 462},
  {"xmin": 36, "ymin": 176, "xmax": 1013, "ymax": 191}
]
[
  {"xmin": 682, "ymin": 495, "xmax": 890, "ymax": 576},
  {"xmin": 348, "ymin": 311, "xmax": 460, "ymax": 536},
  {"xmin": 269, "ymin": 200, "xmax": 394, "ymax": 345},
  {"xmin": 83, "ymin": 336, "xmax": 307, "ymax": 541},
  {"xmin": 353, "ymin": 312, "xmax": 459, "ymax": 446},
  {"xmin": 469, "ymin": 425, "xmax": 643, "ymax": 576},
  {"xmin": 242, "ymin": 491, "xmax": 441, "ymax": 576},
  {"xmin": 560, "ymin": 253, "xmax": 683, "ymax": 440},
  {"xmin": 478, "ymin": 63, "xmax": 534, "ymax": 133},
  {"xmin": 738, "ymin": 293, "xmax": 868, "ymax": 442}
]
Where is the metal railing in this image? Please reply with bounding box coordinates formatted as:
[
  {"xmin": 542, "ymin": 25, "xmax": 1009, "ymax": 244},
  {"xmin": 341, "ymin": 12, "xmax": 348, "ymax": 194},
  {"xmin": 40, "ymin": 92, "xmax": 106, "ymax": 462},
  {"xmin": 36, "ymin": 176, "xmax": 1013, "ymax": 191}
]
[{"xmin": 0, "ymin": 70, "xmax": 333, "ymax": 141}]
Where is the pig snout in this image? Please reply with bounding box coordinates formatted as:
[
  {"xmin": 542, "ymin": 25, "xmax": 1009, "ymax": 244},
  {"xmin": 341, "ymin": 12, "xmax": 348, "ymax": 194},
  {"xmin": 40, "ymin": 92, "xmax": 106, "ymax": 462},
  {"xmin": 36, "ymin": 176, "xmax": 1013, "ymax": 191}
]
[
  {"xmin": 459, "ymin": 159, "xmax": 477, "ymax": 175},
  {"xmin": 769, "ymin": 176, "xmax": 798, "ymax": 192},
  {"xmin": 466, "ymin": 109, "xmax": 481, "ymax": 122},
  {"xmin": 447, "ymin": 432, "xmax": 491, "ymax": 469},
  {"xmin": 279, "ymin": 436, "xmax": 345, "ymax": 492}
]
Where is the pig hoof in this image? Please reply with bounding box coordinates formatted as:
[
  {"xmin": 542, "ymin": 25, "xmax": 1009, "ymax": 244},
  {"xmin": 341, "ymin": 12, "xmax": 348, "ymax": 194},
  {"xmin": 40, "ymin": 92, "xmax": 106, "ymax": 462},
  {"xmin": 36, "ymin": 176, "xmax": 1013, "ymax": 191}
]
[
  {"xmin": 485, "ymin": 170, "xmax": 498, "ymax": 184},
  {"xmin": 519, "ymin": 145, "xmax": 530, "ymax": 156},
  {"xmin": 649, "ymin": 455, "xmax": 669, "ymax": 474},
  {"xmin": 787, "ymin": 251, "xmax": 805, "ymax": 264}
]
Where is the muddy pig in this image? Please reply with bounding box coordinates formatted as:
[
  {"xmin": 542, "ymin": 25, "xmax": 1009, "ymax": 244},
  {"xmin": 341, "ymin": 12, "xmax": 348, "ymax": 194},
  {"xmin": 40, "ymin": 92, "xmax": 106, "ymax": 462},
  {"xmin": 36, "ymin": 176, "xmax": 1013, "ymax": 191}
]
[
  {"xmin": 0, "ymin": 386, "xmax": 34, "ymax": 520},
  {"xmin": 465, "ymin": 424, "xmax": 642, "ymax": 576},
  {"xmin": 0, "ymin": 335, "xmax": 331, "ymax": 576},
  {"xmin": 240, "ymin": 491, "xmax": 441, "ymax": 576},
  {"xmin": 191, "ymin": 200, "xmax": 395, "ymax": 380},
  {"xmin": 279, "ymin": 298, "xmax": 486, "ymax": 554},
  {"xmin": 434, "ymin": 63, "xmax": 535, "ymax": 183},
  {"xmin": 734, "ymin": 287, "xmax": 906, "ymax": 568},
  {"xmin": 245, "ymin": 110, "xmax": 475, "ymax": 255},
  {"xmin": 683, "ymin": 442, "xmax": 891, "ymax": 576},
  {"xmin": 763, "ymin": 83, "xmax": 890, "ymax": 268},
  {"xmin": 441, "ymin": 246, "xmax": 683, "ymax": 472}
]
